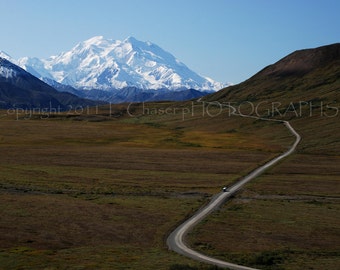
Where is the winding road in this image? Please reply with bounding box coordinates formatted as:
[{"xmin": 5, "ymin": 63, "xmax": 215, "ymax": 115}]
[{"xmin": 167, "ymin": 106, "xmax": 301, "ymax": 269}]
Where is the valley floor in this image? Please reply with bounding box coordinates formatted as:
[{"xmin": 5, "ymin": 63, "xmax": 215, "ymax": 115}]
[{"xmin": 0, "ymin": 104, "xmax": 338, "ymax": 269}]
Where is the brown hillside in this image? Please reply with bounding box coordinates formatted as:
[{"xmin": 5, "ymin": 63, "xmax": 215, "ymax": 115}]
[
  {"xmin": 259, "ymin": 43, "xmax": 340, "ymax": 77},
  {"xmin": 206, "ymin": 43, "xmax": 340, "ymax": 103},
  {"xmin": 204, "ymin": 43, "xmax": 340, "ymax": 154}
]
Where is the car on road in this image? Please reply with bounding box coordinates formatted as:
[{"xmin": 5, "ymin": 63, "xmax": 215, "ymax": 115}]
[{"xmin": 222, "ymin": 186, "xmax": 228, "ymax": 192}]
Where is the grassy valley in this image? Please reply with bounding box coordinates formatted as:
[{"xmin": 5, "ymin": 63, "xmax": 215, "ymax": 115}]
[
  {"xmin": 0, "ymin": 43, "xmax": 339, "ymax": 270},
  {"xmin": 0, "ymin": 103, "xmax": 292, "ymax": 270}
]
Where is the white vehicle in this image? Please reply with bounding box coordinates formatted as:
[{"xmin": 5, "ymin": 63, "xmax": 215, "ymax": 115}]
[{"xmin": 222, "ymin": 186, "xmax": 228, "ymax": 192}]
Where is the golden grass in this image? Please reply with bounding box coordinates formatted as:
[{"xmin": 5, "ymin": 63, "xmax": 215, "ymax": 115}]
[
  {"xmin": 0, "ymin": 101, "xmax": 338, "ymax": 269},
  {"xmin": 188, "ymin": 153, "xmax": 340, "ymax": 270},
  {"xmin": 0, "ymin": 108, "xmax": 280, "ymax": 269}
]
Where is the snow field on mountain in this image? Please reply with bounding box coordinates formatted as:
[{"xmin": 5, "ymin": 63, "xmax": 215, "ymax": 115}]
[{"xmin": 15, "ymin": 36, "xmax": 226, "ymax": 91}]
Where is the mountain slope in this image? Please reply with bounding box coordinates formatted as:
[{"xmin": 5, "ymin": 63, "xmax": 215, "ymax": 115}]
[
  {"xmin": 206, "ymin": 43, "xmax": 340, "ymax": 104},
  {"xmin": 0, "ymin": 57, "xmax": 100, "ymax": 109},
  {"xmin": 204, "ymin": 43, "xmax": 340, "ymax": 154},
  {"xmin": 18, "ymin": 36, "xmax": 226, "ymax": 92}
]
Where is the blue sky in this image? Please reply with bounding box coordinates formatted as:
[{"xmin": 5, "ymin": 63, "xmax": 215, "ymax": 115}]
[{"xmin": 1, "ymin": 0, "xmax": 339, "ymax": 84}]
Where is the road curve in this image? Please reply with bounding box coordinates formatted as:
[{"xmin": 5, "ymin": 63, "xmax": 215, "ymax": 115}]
[{"xmin": 167, "ymin": 118, "xmax": 301, "ymax": 269}]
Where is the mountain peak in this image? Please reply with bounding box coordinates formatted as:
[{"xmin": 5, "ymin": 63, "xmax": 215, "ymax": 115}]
[
  {"xmin": 17, "ymin": 36, "xmax": 227, "ymax": 91},
  {"xmin": 0, "ymin": 57, "xmax": 100, "ymax": 109},
  {"xmin": 77, "ymin": 35, "xmax": 114, "ymax": 51},
  {"xmin": 124, "ymin": 36, "xmax": 138, "ymax": 43},
  {"xmin": 122, "ymin": 36, "xmax": 154, "ymax": 51},
  {"xmin": 0, "ymin": 51, "xmax": 12, "ymax": 61},
  {"xmin": 83, "ymin": 35, "xmax": 106, "ymax": 44},
  {"xmin": 0, "ymin": 57, "xmax": 27, "ymax": 79}
]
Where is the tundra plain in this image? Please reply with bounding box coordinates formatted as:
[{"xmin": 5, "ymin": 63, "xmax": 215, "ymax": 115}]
[{"xmin": 0, "ymin": 102, "xmax": 339, "ymax": 270}]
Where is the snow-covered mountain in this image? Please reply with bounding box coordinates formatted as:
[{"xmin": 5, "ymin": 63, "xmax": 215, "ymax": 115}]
[
  {"xmin": 0, "ymin": 51, "xmax": 13, "ymax": 62},
  {"xmin": 0, "ymin": 56, "xmax": 23, "ymax": 79},
  {"xmin": 17, "ymin": 36, "xmax": 227, "ymax": 92},
  {"xmin": 0, "ymin": 56, "xmax": 100, "ymax": 109}
]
